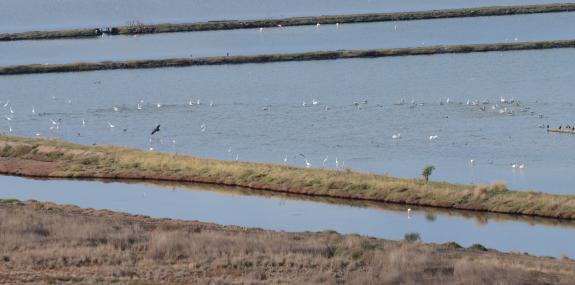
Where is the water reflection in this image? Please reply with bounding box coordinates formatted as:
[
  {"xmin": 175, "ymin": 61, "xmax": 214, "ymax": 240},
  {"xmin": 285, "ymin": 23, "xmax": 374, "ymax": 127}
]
[{"xmin": 3, "ymin": 175, "xmax": 574, "ymax": 257}]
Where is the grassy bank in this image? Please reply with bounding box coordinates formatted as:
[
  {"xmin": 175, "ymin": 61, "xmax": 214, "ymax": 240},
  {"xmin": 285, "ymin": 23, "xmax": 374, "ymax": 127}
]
[
  {"xmin": 2, "ymin": 3, "xmax": 575, "ymax": 41},
  {"xmin": 1, "ymin": 198, "xmax": 574, "ymax": 284},
  {"xmin": 1, "ymin": 135, "xmax": 575, "ymax": 220},
  {"xmin": 2, "ymin": 39, "xmax": 575, "ymax": 75}
]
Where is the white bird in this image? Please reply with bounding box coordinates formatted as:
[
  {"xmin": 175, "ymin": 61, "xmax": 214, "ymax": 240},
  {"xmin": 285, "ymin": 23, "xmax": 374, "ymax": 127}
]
[
  {"xmin": 4, "ymin": 116, "xmax": 11, "ymax": 121},
  {"xmin": 32, "ymin": 107, "xmax": 35, "ymax": 114},
  {"xmin": 335, "ymin": 23, "xmax": 339, "ymax": 27},
  {"xmin": 200, "ymin": 122, "xmax": 206, "ymax": 132},
  {"xmin": 302, "ymin": 100, "xmax": 308, "ymax": 107},
  {"xmin": 312, "ymin": 99, "xmax": 319, "ymax": 105},
  {"xmin": 392, "ymin": 133, "xmax": 401, "ymax": 139},
  {"xmin": 209, "ymin": 100, "xmax": 214, "ymax": 107},
  {"xmin": 107, "ymin": 122, "xmax": 115, "ymax": 128},
  {"xmin": 429, "ymin": 135, "xmax": 439, "ymax": 140},
  {"xmin": 8, "ymin": 126, "xmax": 12, "ymax": 133},
  {"xmin": 518, "ymin": 163, "xmax": 525, "ymax": 169},
  {"xmin": 235, "ymin": 154, "xmax": 239, "ymax": 161},
  {"xmin": 3, "ymin": 101, "xmax": 9, "ymax": 108},
  {"xmin": 284, "ymin": 155, "xmax": 288, "ymax": 165},
  {"xmin": 259, "ymin": 27, "xmax": 263, "ymax": 32},
  {"xmin": 187, "ymin": 100, "xmax": 194, "ymax": 106},
  {"xmin": 9, "ymin": 106, "xmax": 14, "ymax": 114},
  {"xmin": 394, "ymin": 24, "xmax": 398, "ymax": 30},
  {"xmin": 196, "ymin": 99, "xmax": 201, "ymax": 105},
  {"xmin": 335, "ymin": 157, "xmax": 339, "ymax": 168},
  {"xmin": 112, "ymin": 106, "xmax": 120, "ymax": 112},
  {"xmin": 316, "ymin": 23, "xmax": 321, "ymax": 27},
  {"xmin": 511, "ymin": 163, "xmax": 517, "ymax": 169},
  {"xmin": 407, "ymin": 208, "xmax": 412, "ymax": 219},
  {"xmin": 227, "ymin": 147, "xmax": 232, "ymax": 153},
  {"xmin": 322, "ymin": 156, "xmax": 329, "ymax": 167},
  {"xmin": 156, "ymin": 103, "xmax": 162, "ymax": 108},
  {"xmin": 137, "ymin": 103, "xmax": 143, "ymax": 110},
  {"xmin": 305, "ymin": 159, "xmax": 311, "ymax": 168},
  {"xmin": 82, "ymin": 119, "xmax": 86, "ymax": 127},
  {"xmin": 277, "ymin": 24, "xmax": 282, "ymax": 28},
  {"xmin": 50, "ymin": 119, "xmax": 58, "ymax": 125},
  {"xmin": 446, "ymin": 98, "xmax": 450, "ymax": 104},
  {"xmin": 469, "ymin": 159, "xmax": 475, "ymax": 166}
]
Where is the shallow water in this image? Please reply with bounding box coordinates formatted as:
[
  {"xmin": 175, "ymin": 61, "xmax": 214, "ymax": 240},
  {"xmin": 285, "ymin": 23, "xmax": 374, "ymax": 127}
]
[
  {"xmin": 2, "ymin": 12, "xmax": 575, "ymax": 66},
  {"xmin": 0, "ymin": 0, "xmax": 568, "ymax": 33},
  {"xmin": 1, "ymin": 175, "xmax": 574, "ymax": 257},
  {"xmin": 1, "ymin": 49, "xmax": 575, "ymax": 194}
]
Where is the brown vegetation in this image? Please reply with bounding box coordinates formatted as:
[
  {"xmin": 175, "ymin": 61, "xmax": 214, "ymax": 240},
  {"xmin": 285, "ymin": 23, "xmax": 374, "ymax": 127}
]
[
  {"xmin": 1, "ymin": 3, "xmax": 575, "ymax": 41},
  {"xmin": 1, "ymin": 135, "xmax": 575, "ymax": 220},
  {"xmin": 1, "ymin": 39, "xmax": 575, "ymax": 75},
  {"xmin": 1, "ymin": 199, "xmax": 575, "ymax": 284}
]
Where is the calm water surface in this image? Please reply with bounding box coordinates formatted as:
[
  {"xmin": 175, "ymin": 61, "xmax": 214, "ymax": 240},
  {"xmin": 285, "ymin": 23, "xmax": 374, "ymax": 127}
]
[
  {"xmin": 2, "ymin": 12, "xmax": 575, "ymax": 66},
  {"xmin": 1, "ymin": 175, "xmax": 574, "ymax": 258},
  {"xmin": 0, "ymin": 0, "xmax": 568, "ymax": 33},
  {"xmin": 0, "ymin": 49, "xmax": 574, "ymax": 194}
]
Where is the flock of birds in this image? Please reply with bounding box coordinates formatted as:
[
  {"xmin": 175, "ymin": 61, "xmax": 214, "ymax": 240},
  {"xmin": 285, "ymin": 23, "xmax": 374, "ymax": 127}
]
[{"xmin": 0, "ymin": 93, "xmax": 541, "ymax": 171}]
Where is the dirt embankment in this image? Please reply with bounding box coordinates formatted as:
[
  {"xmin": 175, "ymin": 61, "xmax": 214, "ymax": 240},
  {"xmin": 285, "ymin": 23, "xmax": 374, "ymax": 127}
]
[
  {"xmin": 1, "ymin": 135, "xmax": 575, "ymax": 220},
  {"xmin": 1, "ymin": 3, "xmax": 575, "ymax": 41},
  {"xmin": 1, "ymin": 39, "xmax": 575, "ymax": 75},
  {"xmin": 1, "ymin": 199, "xmax": 574, "ymax": 285}
]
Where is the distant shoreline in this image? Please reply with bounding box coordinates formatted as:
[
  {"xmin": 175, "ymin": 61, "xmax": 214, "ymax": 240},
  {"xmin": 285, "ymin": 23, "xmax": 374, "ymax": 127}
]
[
  {"xmin": 1, "ymin": 3, "xmax": 574, "ymax": 41},
  {"xmin": 1, "ymin": 134, "xmax": 575, "ymax": 220},
  {"xmin": 1, "ymin": 39, "xmax": 574, "ymax": 75}
]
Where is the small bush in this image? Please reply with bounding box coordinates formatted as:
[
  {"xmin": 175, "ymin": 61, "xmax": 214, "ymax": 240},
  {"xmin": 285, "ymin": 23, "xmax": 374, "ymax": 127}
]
[
  {"xmin": 490, "ymin": 181, "xmax": 508, "ymax": 193},
  {"xmin": 469, "ymin": 243, "xmax": 488, "ymax": 251},
  {"xmin": 422, "ymin": 165, "xmax": 435, "ymax": 182},
  {"xmin": 404, "ymin": 232, "xmax": 421, "ymax": 242}
]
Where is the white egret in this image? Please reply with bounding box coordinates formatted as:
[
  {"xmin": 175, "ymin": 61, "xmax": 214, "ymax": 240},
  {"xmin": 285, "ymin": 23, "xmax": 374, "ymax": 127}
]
[
  {"xmin": 305, "ymin": 159, "xmax": 311, "ymax": 168},
  {"xmin": 429, "ymin": 135, "xmax": 439, "ymax": 140},
  {"xmin": 107, "ymin": 122, "xmax": 115, "ymax": 128},
  {"xmin": 322, "ymin": 156, "xmax": 329, "ymax": 168},
  {"xmin": 392, "ymin": 133, "xmax": 401, "ymax": 139}
]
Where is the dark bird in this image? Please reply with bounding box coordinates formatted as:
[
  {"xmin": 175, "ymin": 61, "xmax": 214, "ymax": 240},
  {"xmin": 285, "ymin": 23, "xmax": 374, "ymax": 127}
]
[{"xmin": 151, "ymin": 124, "xmax": 160, "ymax": 135}]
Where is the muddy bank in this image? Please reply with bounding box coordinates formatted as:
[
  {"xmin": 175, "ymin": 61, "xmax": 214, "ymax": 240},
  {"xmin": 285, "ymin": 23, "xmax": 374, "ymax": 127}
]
[
  {"xmin": 2, "ymin": 3, "xmax": 575, "ymax": 42},
  {"xmin": 2, "ymin": 199, "xmax": 574, "ymax": 284},
  {"xmin": 1, "ymin": 135, "xmax": 575, "ymax": 220},
  {"xmin": 2, "ymin": 39, "xmax": 575, "ymax": 75}
]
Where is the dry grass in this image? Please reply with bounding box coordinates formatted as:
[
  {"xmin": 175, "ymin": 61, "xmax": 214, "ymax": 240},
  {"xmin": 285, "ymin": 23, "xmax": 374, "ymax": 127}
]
[
  {"xmin": 1, "ymin": 135, "xmax": 575, "ymax": 220},
  {"xmin": 1, "ymin": 199, "xmax": 574, "ymax": 285}
]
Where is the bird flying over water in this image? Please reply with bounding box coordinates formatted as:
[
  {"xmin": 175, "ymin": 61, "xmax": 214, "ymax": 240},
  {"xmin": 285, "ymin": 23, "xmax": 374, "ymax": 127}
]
[{"xmin": 151, "ymin": 124, "xmax": 160, "ymax": 135}]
